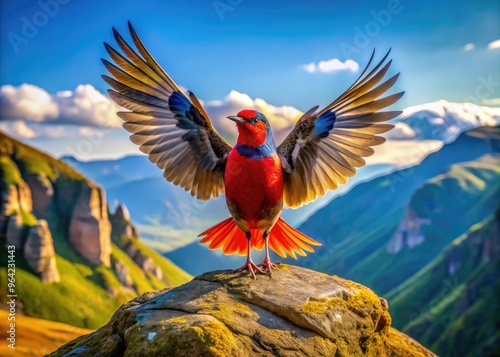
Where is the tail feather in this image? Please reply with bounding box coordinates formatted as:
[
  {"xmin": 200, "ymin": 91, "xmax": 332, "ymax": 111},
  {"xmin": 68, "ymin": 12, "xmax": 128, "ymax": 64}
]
[
  {"xmin": 269, "ymin": 217, "xmax": 322, "ymax": 259},
  {"xmin": 198, "ymin": 218, "xmax": 263, "ymax": 256},
  {"xmin": 198, "ymin": 217, "xmax": 321, "ymax": 258}
]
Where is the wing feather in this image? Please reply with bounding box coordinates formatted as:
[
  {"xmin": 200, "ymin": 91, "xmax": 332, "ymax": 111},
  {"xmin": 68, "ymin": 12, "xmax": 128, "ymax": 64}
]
[
  {"xmin": 277, "ymin": 50, "xmax": 403, "ymax": 207},
  {"xmin": 103, "ymin": 23, "xmax": 231, "ymax": 200}
]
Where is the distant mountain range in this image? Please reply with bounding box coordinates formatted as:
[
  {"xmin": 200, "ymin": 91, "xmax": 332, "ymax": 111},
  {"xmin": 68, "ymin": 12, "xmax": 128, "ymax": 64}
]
[
  {"xmin": 62, "ymin": 101, "xmax": 500, "ymax": 253},
  {"xmin": 387, "ymin": 100, "xmax": 500, "ymax": 142},
  {"xmin": 165, "ymin": 126, "xmax": 500, "ymax": 275},
  {"xmin": 0, "ymin": 132, "xmax": 191, "ymax": 329}
]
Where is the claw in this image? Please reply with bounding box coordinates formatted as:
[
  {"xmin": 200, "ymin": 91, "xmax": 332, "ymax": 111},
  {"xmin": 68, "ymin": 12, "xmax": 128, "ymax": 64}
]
[
  {"xmin": 233, "ymin": 260, "xmax": 265, "ymax": 279},
  {"xmin": 258, "ymin": 259, "xmax": 281, "ymax": 277}
]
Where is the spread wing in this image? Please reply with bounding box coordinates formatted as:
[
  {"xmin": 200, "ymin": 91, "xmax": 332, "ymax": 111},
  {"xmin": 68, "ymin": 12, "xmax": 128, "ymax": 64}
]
[
  {"xmin": 102, "ymin": 22, "xmax": 231, "ymax": 200},
  {"xmin": 277, "ymin": 50, "xmax": 403, "ymax": 208}
]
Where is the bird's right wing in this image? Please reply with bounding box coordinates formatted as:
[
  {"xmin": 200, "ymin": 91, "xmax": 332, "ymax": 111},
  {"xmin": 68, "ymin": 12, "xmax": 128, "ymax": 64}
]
[{"xmin": 102, "ymin": 22, "xmax": 232, "ymax": 200}]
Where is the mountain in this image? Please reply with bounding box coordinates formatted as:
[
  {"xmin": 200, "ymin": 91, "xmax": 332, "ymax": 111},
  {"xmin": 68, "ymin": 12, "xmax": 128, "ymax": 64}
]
[
  {"xmin": 0, "ymin": 131, "xmax": 191, "ymax": 329},
  {"xmin": 49, "ymin": 265, "xmax": 435, "ymax": 357},
  {"xmin": 61, "ymin": 155, "xmax": 159, "ymax": 190},
  {"xmin": 62, "ymin": 154, "xmax": 396, "ymax": 253},
  {"xmin": 166, "ymin": 126, "xmax": 500, "ymax": 276},
  {"xmin": 387, "ymin": 208, "xmax": 500, "ymax": 357},
  {"xmin": 387, "ymin": 100, "xmax": 500, "ymax": 142},
  {"xmin": 290, "ymin": 126, "xmax": 500, "ymax": 293},
  {"xmin": 346, "ymin": 153, "xmax": 500, "ymax": 293}
]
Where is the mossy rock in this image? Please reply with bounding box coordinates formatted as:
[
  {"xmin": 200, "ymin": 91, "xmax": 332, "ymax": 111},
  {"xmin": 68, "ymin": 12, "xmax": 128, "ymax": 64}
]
[{"xmin": 49, "ymin": 265, "xmax": 435, "ymax": 356}]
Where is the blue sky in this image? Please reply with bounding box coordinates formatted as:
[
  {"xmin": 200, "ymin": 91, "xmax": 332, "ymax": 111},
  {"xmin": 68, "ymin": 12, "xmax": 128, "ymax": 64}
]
[
  {"xmin": 0, "ymin": 0, "xmax": 499, "ymax": 159},
  {"xmin": 2, "ymin": 0, "xmax": 499, "ymax": 108}
]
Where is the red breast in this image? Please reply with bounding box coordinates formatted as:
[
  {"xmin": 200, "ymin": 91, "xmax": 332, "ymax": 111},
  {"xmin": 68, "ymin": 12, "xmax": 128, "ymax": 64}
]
[{"xmin": 224, "ymin": 149, "xmax": 283, "ymax": 225}]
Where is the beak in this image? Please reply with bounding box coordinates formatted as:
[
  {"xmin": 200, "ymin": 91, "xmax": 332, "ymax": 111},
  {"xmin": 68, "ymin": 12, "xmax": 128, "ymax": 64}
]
[{"xmin": 227, "ymin": 115, "xmax": 245, "ymax": 125}]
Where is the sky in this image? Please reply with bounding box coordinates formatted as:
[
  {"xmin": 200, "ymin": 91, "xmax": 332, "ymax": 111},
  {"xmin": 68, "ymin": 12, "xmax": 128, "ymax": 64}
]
[{"xmin": 0, "ymin": 0, "xmax": 499, "ymax": 159}]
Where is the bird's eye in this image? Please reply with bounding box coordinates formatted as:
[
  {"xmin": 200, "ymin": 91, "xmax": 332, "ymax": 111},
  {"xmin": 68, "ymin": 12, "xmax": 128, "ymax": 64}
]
[{"xmin": 252, "ymin": 118, "xmax": 260, "ymax": 124}]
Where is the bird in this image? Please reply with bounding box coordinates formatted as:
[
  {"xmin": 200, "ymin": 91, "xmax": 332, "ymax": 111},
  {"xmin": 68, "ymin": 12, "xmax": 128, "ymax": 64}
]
[{"xmin": 102, "ymin": 22, "xmax": 403, "ymax": 278}]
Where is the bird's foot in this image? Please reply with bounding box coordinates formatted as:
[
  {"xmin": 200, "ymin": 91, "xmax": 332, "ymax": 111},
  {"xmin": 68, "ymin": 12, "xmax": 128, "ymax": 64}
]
[
  {"xmin": 258, "ymin": 258, "xmax": 281, "ymax": 277},
  {"xmin": 233, "ymin": 260, "xmax": 265, "ymax": 280}
]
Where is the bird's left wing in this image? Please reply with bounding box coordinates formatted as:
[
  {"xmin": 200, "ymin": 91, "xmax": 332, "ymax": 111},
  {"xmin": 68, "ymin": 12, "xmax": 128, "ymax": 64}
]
[
  {"xmin": 277, "ymin": 50, "xmax": 403, "ymax": 208},
  {"xmin": 102, "ymin": 23, "xmax": 231, "ymax": 200}
]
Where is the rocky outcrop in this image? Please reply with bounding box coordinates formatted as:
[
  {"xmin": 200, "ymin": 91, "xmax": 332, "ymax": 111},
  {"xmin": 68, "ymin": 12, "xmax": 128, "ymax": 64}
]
[
  {"xmin": 387, "ymin": 207, "xmax": 429, "ymax": 254},
  {"xmin": 110, "ymin": 203, "xmax": 139, "ymax": 240},
  {"xmin": 24, "ymin": 173, "xmax": 54, "ymax": 220},
  {"xmin": 0, "ymin": 180, "xmax": 32, "ymax": 232},
  {"xmin": 5, "ymin": 213, "xmax": 25, "ymax": 248},
  {"xmin": 24, "ymin": 220, "xmax": 60, "ymax": 284},
  {"xmin": 114, "ymin": 259, "xmax": 134, "ymax": 289},
  {"xmin": 69, "ymin": 185, "xmax": 111, "ymax": 267},
  {"xmin": 125, "ymin": 242, "xmax": 163, "ymax": 280},
  {"xmin": 50, "ymin": 265, "xmax": 435, "ymax": 357}
]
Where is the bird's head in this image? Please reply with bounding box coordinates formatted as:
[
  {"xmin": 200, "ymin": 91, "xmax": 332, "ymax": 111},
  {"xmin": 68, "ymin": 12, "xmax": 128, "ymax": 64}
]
[{"xmin": 227, "ymin": 110, "xmax": 274, "ymax": 148}]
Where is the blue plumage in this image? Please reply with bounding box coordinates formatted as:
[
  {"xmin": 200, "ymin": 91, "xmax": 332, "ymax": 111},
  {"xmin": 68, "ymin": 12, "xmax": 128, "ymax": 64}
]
[
  {"xmin": 236, "ymin": 142, "xmax": 276, "ymax": 160},
  {"xmin": 313, "ymin": 110, "xmax": 336, "ymax": 138}
]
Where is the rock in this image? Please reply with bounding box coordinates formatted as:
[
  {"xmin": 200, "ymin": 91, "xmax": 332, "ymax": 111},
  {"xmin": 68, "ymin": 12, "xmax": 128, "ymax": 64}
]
[
  {"xmin": 114, "ymin": 203, "xmax": 130, "ymax": 222},
  {"xmin": 125, "ymin": 242, "xmax": 163, "ymax": 280},
  {"xmin": 110, "ymin": 203, "xmax": 140, "ymax": 240},
  {"xmin": 114, "ymin": 259, "xmax": 134, "ymax": 289},
  {"xmin": 0, "ymin": 180, "xmax": 32, "ymax": 231},
  {"xmin": 69, "ymin": 184, "xmax": 111, "ymax": 267},
  {"xmin": 387, "ymin": 207, "xmax": 429, "ymax": 254},
  {"xmin": 24, "ymin": 220, "xmax": 60, "ymax": 284},
  {"xmin": 5, "ymin": 213, "xmax": 25, "ymax": 248},
  {"xmin": 49, "ymin": 265, "xmax": 435, "ymax": 357},
  {"xmin": 24, "ymin": 173, "xmax": 54, "ymax": 220}
]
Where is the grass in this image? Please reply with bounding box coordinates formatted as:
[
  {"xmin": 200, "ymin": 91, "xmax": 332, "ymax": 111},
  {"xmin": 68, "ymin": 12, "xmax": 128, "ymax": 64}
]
[
  {"xmin": 0, "ymin": 309, "xmax": 93, "ymax": 357},
  {"xmin": 125, "ymin": 237, "xmax": 192, "ymax": 287},
  {"xmin": 0, "ymin": 131, "xmax": 192, "ymax": 330},
  {"xmin": 0, "ymin": 247, "xmax": 121, "ymax": 329},
  {"xmin": 0, "ymin": 131, "xmax": 86, "ymax": 182},
  {"xmin": 0, "ymin": 155, "xmax": 22, "ymax": 186}
]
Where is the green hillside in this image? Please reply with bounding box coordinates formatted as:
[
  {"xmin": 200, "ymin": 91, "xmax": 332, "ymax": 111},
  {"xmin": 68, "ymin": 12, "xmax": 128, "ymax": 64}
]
[
  {"xmin": 0, "ymin": 132, "xmax": 191, "ymax": 329},
  {"xmin": 387, "ymin": 208, "xmax": 500, "ymax": 357},
  {"xmin": 348, "ymin": 155, "xmax": 500, "ymax": 293},
  {"xmin": 294, "ymin": 126, "xmax": 500, "ymax": 285}
]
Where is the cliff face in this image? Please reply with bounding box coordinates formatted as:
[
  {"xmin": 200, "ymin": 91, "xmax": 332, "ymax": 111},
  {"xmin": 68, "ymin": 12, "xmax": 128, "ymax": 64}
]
[
  {"xmin": 50, "ymin": 265, "xmax": 435, "ymax": 357},
  {"xmin": 69, "ymin": 184, "xmax": 112, "ymax": 266},
  {"xmin": 0, "ymin": 134, "xmax": 112, "ymax": 268},
  {"xmin": 24, "ymin": 220, "xmax": 60, "ymax": 284},
  {"xmin": 0, "ymin": 132, "xmax": 191, "ymax": 329}
]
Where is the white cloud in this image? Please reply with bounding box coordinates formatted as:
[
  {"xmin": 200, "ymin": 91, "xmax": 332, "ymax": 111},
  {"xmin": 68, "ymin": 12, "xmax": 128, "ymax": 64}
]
[
  {"xmin": 0, "ymin": 84, "xmax": 121, "ymax": 128},
  {"xmin": 302, "ymin": 58, "xmax": 359, "ymax": 74},
  {"xmin": 487, "ymin": 39, "xmax": 500, "ymax": 50},
  {"xmin": 203, "ymin": 90, "xmax": 303, "ymax": 144},
  {"xmin": 463, "ymin": 43, "xmax": 475, "ymax": 51},
  {"xmin": 0, "ymin": 120, "xmax": 71, "ymax": 139},
  {"xmin": 0, "ymin": 120, "xmax": 36, "ymax": 139}
]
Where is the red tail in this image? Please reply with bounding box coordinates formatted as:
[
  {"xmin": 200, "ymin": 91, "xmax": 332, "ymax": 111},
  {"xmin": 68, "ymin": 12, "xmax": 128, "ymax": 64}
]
[
  {"xmin": 268, "ymin": 217, "xmax": 322, "ymax": 259},
  {"xmin": 198, "ymin": 217, "xmax": 321, "ymax": 258}
]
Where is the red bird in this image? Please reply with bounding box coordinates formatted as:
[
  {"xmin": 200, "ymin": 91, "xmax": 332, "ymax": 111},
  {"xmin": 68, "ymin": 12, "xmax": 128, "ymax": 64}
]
[{"xmin": 103, "ymin": 23, "xmax": 403, "ymax": 278}]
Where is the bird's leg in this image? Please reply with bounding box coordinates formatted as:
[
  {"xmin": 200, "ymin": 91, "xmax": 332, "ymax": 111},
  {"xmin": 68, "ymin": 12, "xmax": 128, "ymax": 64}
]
[
  {"xmin": 259, "ymin": 232, "xmax": 281, "ymax": 276},
  {"xmin": 233, "ymin": 231, "xmax": 264, "ymax": 279}
]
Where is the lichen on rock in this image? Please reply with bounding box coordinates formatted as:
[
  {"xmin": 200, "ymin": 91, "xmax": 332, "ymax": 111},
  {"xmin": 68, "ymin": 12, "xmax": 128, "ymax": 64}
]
[{"xmin": 49, "ymin": 265, "xmax": 435, "ymax": 357}]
